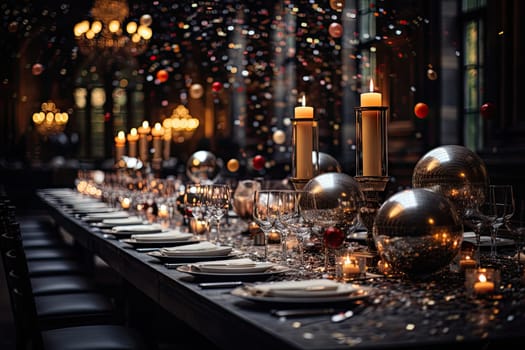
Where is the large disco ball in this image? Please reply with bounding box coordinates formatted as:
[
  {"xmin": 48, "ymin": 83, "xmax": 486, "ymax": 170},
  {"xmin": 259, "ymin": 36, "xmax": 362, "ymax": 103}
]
[
  {"xmin": 412, "ymin": 145, "xmax": 489, "ymax": 216},
  {"xmin": 186, "ymin": 150, "xmax": 222, "ymax": 183},
  {"xmin": 314, "ymin": 152, "xmax": 342, "ymax": 174},
  {"xmin": 300, "ymin": 173, "xmax": 364, "ymax": 232},
  {"xmin": 373, "ymin": 188, "xmax": 463, "ymax": 277}
]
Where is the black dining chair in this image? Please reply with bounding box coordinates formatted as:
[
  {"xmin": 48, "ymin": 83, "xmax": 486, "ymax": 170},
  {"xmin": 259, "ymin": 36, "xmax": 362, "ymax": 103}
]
[
  {"xmin": 0, "ymin": 223, "xmax": 153, "ymax": 350},
  {"xmin": 0, "ymin": 201, "xmax": 101, "ymax": 296}
]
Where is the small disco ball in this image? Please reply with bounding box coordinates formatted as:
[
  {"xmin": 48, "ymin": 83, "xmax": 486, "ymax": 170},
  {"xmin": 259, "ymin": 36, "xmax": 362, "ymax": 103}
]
[
  {"xmin": 186, "ymin": 150, "xmax": 222, "ymax": 183},
  {"xmin": 314, "ymin": 152, "xmax": 342, "ymax": 174},
  {"xmin": 373, "ymin": 188, "xmax": 463, "ymax": 277},
  {"xmin": 412, "ymin": 145, "xmax": 489, "ymax": 216},
  {"xmin": 300, "ymin": 172, "xmax": 364, "ymax": 231}
]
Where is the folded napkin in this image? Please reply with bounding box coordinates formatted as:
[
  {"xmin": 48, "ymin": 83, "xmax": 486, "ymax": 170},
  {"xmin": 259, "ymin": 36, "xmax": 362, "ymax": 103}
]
[
  {"xmin": 246, "ymin": 279, "xmax": 346, "ymax": 297},
  {"xmin": 160, "ymin": 241, "xmax": 232, "ymax": 257},
  {"xmin": 131, "ymin": 231, "xmax": 193, "ymax": 242},
  {"xmin": 103, "ymin": 216, "xmax": 144, "ymax": 226},
  {"xmin": 83, "ymin": 211, "xmax": 130, "ymax": 221},
  {"xmin": 191, "ymin": 258, "xmax": 272, "ymax": 273},
  {"xmin": 112, "ymin": 224, "xmax": 163, "ymax": 233}
]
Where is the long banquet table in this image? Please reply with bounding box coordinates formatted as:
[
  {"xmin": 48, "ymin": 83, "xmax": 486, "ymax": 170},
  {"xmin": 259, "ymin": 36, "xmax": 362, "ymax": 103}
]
[{"xmin": 36, "ymin": 188, "xmax": 525, "ymax": 350}]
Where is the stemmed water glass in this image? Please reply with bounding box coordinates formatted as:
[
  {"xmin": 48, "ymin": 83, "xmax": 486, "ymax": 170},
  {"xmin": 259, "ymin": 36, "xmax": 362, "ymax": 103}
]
[
  {"xmin": 184, "ymin": 183, "xmax": 210, "ymax": 241},
  {"xmin": 278, "ymin": 190, "xmax": 312, "ymax": 270},
  {"xmin": 205, "ymin": 184, "xmax": 231, "ymax": 245},
  {"xmin": 252, "ymin": 190, "xmax": 281, "ymax": 261},
  {"xmin": 486, "ymin": 184, "xmax": 515, "ymax": 260}
]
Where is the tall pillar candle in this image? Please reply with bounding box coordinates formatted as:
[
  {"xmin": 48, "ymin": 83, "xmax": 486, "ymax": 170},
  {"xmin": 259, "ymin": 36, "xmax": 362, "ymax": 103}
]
[
  {"xmin": 151, "ymin": 122, "xmax": 164, "ymax": 160},
  {"xmin": 360, "ymin": 80, "xmax": 382, "ymax": 176},
  {"xmin": 138, "ymin": 121, "xmax": 151, "ymax": 162},
  {"xmin": 127, "ymin": 128, "xmax": 139, "ymax": 158},
  {"xmin": 114, "ymin": 130, "xmax": 126, "ymax": 162},
  {"xmin": 294, "ymin": 97, "xmax": 314, "ymax": 179}
]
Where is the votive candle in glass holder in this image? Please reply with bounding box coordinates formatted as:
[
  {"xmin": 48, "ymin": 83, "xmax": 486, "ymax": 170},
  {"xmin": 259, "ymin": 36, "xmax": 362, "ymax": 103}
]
[
  {"xmin": 465, "ymin": 267, "xmax": 500, "ymax": 297},
  {"xmin": 336, "ymin": 250, "xmax": 366, "ymax": 281}
]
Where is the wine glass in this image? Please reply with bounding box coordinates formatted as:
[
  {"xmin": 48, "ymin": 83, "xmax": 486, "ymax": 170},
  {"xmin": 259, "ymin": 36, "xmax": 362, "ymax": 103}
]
[
  {"xmin": 278, "ymin": 190, "xmax": 312, "ymax": 270},
  {"xmin": 486, "ymin": 185, "xmax": 515, "ymax": 260},
  {"xmin": 252, "ymin": 190, "xmax": 281, "ymax": 261},
  {"xmin": 184, "ymin": 183, "xmax": 210, "ymax": 240},
  {"xmin": 206, "ymin": 184, "xmax": 231, "ymax": 245}
]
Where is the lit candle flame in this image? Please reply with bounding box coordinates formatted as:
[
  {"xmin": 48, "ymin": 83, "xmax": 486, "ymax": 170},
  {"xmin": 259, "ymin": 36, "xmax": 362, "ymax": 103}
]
[
  {"xmin": 301, "ymin": 95, "xmax": 306, "ymax": 107},
  {"xmin": 479, "ymin": 273, "xmax": 487, "ymax": 283},
  {"xmin": 130, "ymin": 128, "xmax": 137, "ymax": 136},
  {"xmin": 142, "ymin": 120, "xmax": 149, "ymax": 128},
  {"xmin": 369, "ymin": 78, "xmax": 375, "ymax": 92}
]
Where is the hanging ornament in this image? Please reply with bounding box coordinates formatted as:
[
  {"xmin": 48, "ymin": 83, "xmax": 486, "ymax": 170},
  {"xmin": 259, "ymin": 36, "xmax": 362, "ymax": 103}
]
[
  {"xmin": 480, "ymin": 102, "xmax": 496, "ymax": 119},
  {"xmin": 328, "ymin": 23, "xmax": 343, "ymax": 38},
  {"xmin": 272, "ymin": 130, "xmax": 286, "ymax": 144},
  {"xmin": 31, "ymin": 63, "xmax": 44, "ymax": 76},
  {"xmin": 140, "ymin": 14, "xmax": 153, "ymax": 27},
  {"xmin": 189, "ymin": 84, "xmax": 204, "ymax": 99},
  {"xmin": 414, "ymin": 102, "xmax": 429, "ymax": 119},
  {"xmin": 427, "ymin": 68, "xmax": 438, "ymax": 80},
  {"xmin": 211, "ymin": 81, "xmax": 223, "ymax": 92},
  {"xmin": 329, "ymin": 0, "xmax": 345, "ymax": 11},
  {"xmin": 156, "ymin": 69, "xmax": 169, "ymax": 83},
  {"xmin": 227, "ymin": 158, "xmax": 240, "ymax": 172},
  {"xmin": 252, "ymin": 155, "xmax": 265, "ymax": 171}
]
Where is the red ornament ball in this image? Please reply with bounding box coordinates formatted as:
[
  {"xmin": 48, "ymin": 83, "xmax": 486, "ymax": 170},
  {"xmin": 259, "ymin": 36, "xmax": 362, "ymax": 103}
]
[
  {"xmin": 480, "ymin": 102, "xmax": 496, "ymax": 119},
  {"xmin": 328, "ymin": 22, "xmax": 343, "ymax": 38},
  {"xmin": 252, "ymin": 155, "xmax": 265, "ymax": 171},
  {"xmin": 211, "ymin": 81, "xmax": 223, "ymax": 92},
  {"xmin": 156, "ymin": 69, "xmax": 169, "ymax": 83},
  {"xmin": 414, "ymin": 102, "xmax": 429, "ymax": 119},
  {"xmin": 32, "ymin": 63, "xmax": 44, "ymax": 76},
  {"xmin": 323, "ymin": 226, "xmax": 345, "ymax": 249}
]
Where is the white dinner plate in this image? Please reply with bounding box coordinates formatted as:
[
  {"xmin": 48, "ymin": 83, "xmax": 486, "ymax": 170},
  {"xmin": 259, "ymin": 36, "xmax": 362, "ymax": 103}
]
[
  {"xmin": 231, "ymin": 283, "xmax": 372, "ymax": 305},
  {"xmin": 147, "ymin": 250, "xmax": 243, "ymax": 263},
  {"xmin": 121, "ymin": 237, "xmax": 200, "ymax": 248},
  {"xmin": 176, "ymin": 264, "xmax": 291, "ymax": 281}
]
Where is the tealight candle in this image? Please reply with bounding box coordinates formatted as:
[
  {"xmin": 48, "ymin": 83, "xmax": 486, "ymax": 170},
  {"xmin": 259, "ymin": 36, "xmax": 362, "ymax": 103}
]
[
  {"xmin": 465, "ymin": 267, "xmax": 500, "ymax": 297},
  {"xmin": 120, "ymin": 197, "xmax": 131, "ymax": 210},
  {"xmin": 459, "ymin": 255, "xmax": 476, "ymax": 270},
  {"xmin": 342, "ymin": 255, "xmax": 361, "ymax": 276},
  {"xmin": 473, "ymin": 274, "xmax": 494, "ymax": 294}
]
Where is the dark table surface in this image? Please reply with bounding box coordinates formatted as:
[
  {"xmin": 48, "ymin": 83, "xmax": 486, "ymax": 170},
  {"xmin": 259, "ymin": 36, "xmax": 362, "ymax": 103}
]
[{"xmin": 37, "ymin": 188, "xmax": 525, "ymax": 350}]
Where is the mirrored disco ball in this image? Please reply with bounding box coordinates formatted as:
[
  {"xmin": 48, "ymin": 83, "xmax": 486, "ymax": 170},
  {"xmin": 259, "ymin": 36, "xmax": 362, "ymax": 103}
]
[
  {"xmin": 186, "ymin": 150, "xmax": 222, "ymax": 183},
  {"xmin": 314, "ymin": 152, "xmax": 342, "ymax": 174},
  {"xmin": 300, "ymin": 172, "xmax": 364, "ymax": 230},
  {"xmin": 373, "ymin": 188, "xmax": 463, "ymax": 277},
  {"xmin": 412, "ymin": 145, "xmax": 489, "ymax": 216}
]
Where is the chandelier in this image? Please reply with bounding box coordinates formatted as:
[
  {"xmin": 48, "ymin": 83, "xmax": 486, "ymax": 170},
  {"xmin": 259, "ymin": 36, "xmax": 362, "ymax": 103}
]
[
  {"xmin": 32, "ymin": 101, "xmax": 69, "ymax": 136},
  {"xmin": 73, "ymin": 0, "xmax": 153, "ymax": 56},
  {"xmin": 162, "ymin": 105, "xmax": 200, "ymax": 143}
]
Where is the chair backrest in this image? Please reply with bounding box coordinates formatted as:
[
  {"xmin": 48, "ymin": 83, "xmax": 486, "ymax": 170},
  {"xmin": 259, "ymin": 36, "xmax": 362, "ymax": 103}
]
[{"xmin": 0, "ymin": 200, "xmax": 43, "ymax": 350}]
